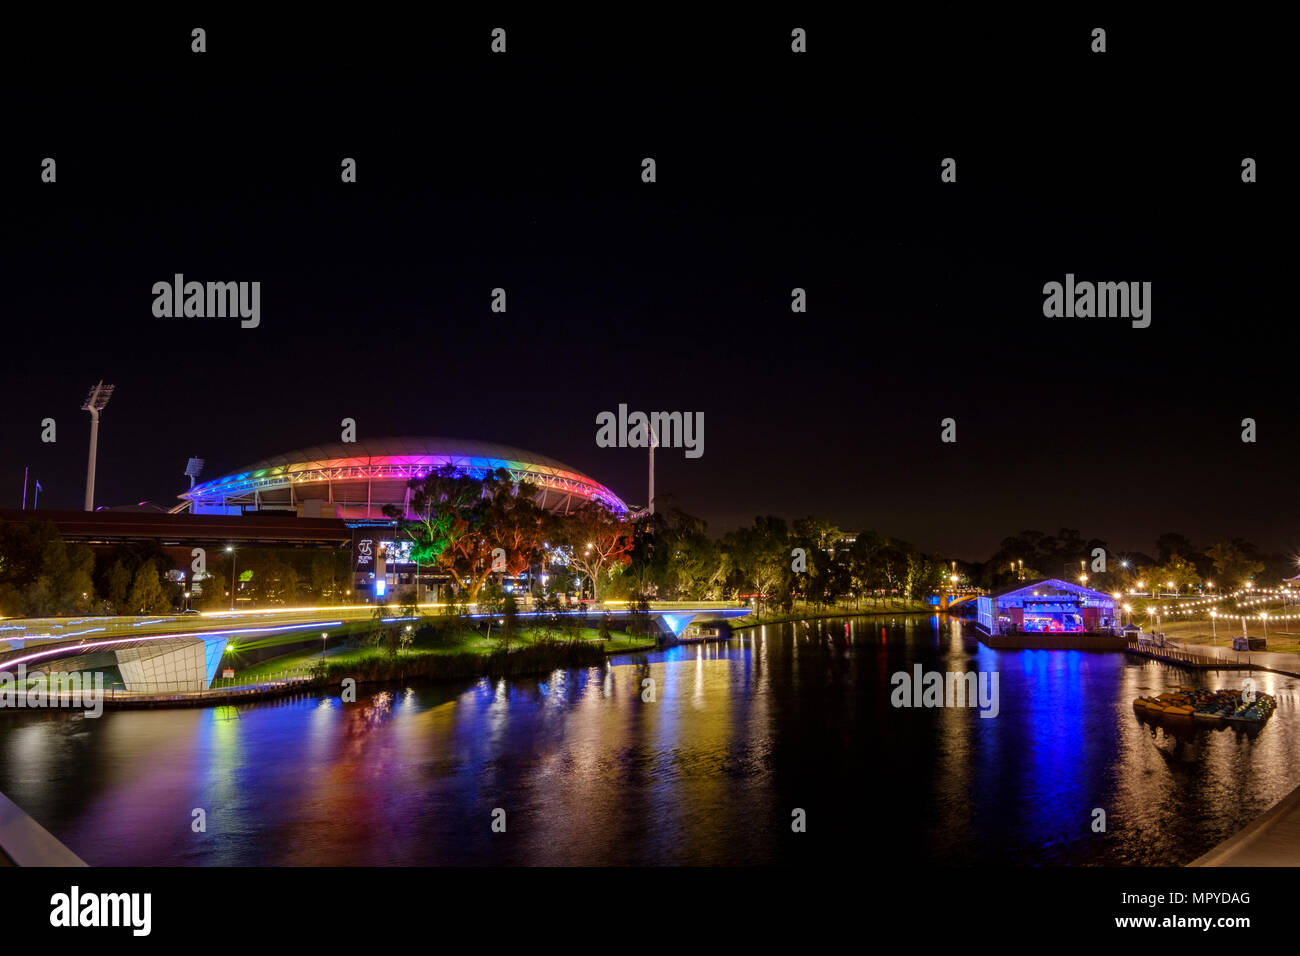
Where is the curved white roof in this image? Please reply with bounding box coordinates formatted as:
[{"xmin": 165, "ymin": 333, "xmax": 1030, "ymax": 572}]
[{"xmin": 183, "ymin": 436, "xmax": 627, "ymax": 513}]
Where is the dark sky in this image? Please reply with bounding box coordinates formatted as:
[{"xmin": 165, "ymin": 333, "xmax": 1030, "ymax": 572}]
[{"xmin": 2, "ymin": 11, "xmax": 1291, "ymax": 561}]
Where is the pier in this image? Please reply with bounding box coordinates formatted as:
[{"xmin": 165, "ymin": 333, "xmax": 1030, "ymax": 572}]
[{"xmin": 1127, "ymin": 639, "xmax": 1300, "ymax": 679}]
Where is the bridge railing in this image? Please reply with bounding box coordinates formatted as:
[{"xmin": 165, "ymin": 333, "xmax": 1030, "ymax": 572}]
[{"xmin": 101, "ymin": 669, "xmax": 317, "ymax": 700}]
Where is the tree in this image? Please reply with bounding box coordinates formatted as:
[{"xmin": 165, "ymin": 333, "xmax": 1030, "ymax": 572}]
[
  {"xmin": 0, "ymin": 519, "xmax": 101, "ymax": 617},
  {"xmin": 905, "ymin": 553, "xmax": 947, "ymax": 601},
  {"xmin": 1153, "ymin": 554, "xmax": 1200, "ymax": 594},
  {"xmin": 722, "ymin": 516, "xmax": 791, "ymax": 613},
  {"xmin": 310, "ymin": 550, "xmax": 348, "ymax": 603},
  {"xmin": 104, "ymin": 560, "xmax": 135, "ymax": 613},
  {"xmin": 1156, "ymin": 532, "xmax": 1196, "ymax": 566},
  {"xmin": 556, "ymin": 501, "xmax": 635, "ymax": 602},
  {"xmin": 244, "ymin": 552, "xmax": 300, "ymax": 605},
  {"xmin": 791, "ymin": 516, "xmax": 845, "ymax": 609},
  {"xmin": 1206, "ymin": 541, "xmax": 1265, "ymax": 590},
  {"xmin": 127, "ymin": 560, "xmax": 170, "ymax": 614}
]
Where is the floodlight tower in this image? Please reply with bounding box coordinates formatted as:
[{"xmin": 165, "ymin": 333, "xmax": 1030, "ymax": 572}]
[
  {"xmin": 648, "ymin": 422, "xmax": 657, "ymax": 516},
  {"xmin": 81, "ymin": 381, "xmax": 115, "ymax": 511}
]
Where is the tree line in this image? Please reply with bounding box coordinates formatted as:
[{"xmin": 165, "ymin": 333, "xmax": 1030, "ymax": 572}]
[
  {"xmin": 4, "ymin": 488, "xmax": 1291, "ymax": 620},
  {"xmin": 385, "ymin": 469, "xmax": 949, "ymax": 614},
  {"xmin": 979, "ymin": 529, "xmax": 1287, "ymax": 594},
  {"xmin": 0, "ymin": 518, "xmax": 351, "ymax": 617}
]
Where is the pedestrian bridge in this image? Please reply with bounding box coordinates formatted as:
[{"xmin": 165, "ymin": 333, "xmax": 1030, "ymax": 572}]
[
  {"xmin": 480, "ymin": 603, "xmax": 754, "ymax": 639},
  {"xmin": 0, "ymin": 603, "xmax": 752, "ymax": 694}
]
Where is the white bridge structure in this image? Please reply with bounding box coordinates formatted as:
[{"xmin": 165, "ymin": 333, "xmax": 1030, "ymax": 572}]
[{"xmin": 0, "ymin": 604, "xmax": 751, "ymax": 694}]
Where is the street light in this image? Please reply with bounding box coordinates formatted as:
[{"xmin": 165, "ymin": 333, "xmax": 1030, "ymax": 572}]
[
  {"xmin": 226, "ymin": 546, "xmax": 237, "ymax": 610},
  {"xmin": 322, "ymin": 631, "xmax": 329, "ymax": 657}
]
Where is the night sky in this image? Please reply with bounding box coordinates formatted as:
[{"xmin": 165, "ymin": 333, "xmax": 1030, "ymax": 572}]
[{"xmin": 2, "ymin": 11, "xmax": 1289, "ymax": 560}]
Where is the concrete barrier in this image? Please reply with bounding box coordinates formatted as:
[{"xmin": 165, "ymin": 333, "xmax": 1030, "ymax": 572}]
[{"xmin": 0, "ymin": 791, "xmax": 86, "ymax": 866}]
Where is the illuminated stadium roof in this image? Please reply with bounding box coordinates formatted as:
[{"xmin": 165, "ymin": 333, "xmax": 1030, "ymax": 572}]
[{"xmin": 180, "ymin": 437, "xmax": 628, "ymax": 518}]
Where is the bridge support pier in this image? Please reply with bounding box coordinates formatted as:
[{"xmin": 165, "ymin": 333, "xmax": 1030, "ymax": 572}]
[
  {"xmin": 115, "ymin": 636, "xmax": 228, "ymax": 692},
  {"xmin": 656, "ymin": 613, "xmax": 697, "ymax": 639}
]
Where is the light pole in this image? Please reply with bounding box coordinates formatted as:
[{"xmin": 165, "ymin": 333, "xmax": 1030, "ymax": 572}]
[
  {"xmin": 1261, "ymin": 612, "xmax": 1269, "ymax": 643},
  {"xmin": 80, "ymin": 381, "xmax": 115, "ymax": 511},
  {"xmin": 1210, "ymin": 609, "xmax": 1217, "ymax": 644},
  {"xmin": 226, "ymin": 545, "xmax": 237, "ymax": 611},
  {"xmin": 321, "ymin": 631, "xmax": 328, "ymax": 658}
]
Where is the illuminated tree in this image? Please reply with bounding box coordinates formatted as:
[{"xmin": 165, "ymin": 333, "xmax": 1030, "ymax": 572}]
[{"xmin": 556, "ymin": 501, "xmax": 634, "ymax": 602}]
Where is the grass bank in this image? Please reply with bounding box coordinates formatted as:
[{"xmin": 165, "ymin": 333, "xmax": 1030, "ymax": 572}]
[
  {"xmin": 1157, "ymin": 618, "xmax": 1300, "ymax": 656},
  {"xmin": 228, "ymin": 623, "xmax": 659, "ymax": 689}
]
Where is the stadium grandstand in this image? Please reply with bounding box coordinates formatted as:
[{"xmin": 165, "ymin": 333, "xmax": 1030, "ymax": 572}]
[{"xmin": 176, "ymin": 437, "xmax": 628, "ymax": 519}]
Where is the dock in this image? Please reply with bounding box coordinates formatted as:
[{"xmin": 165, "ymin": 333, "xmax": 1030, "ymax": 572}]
[{"xmin": 1126, "ymin": 640, "xmax": 1300, "ymax": 679}]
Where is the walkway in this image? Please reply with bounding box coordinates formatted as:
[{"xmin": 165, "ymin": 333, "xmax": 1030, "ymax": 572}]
[
  {"xmin": 0, "ymin": 791, "xmax": 85, "ymax": 866},
  {"xmin": 1192, "ymin": 781, "xmax": 1300, "ymax": 866},
  {"xmin": 1128, "ymin": 639, "xmax": 1300, "ymax": 679}
]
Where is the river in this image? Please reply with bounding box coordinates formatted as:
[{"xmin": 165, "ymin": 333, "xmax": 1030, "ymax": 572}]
[{"xmin": 3, "ymin": 614, "xmax": 1299, "ymax": 865}]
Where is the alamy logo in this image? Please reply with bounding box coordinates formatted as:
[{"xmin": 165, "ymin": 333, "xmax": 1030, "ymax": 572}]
[
  {"xmin": 152, "ymin": 274, "xmax": 260, "ymax": 328},
  {"xmin": 890, "ymin": 665, "xmax": 1000, "ymax": 718},
  {"xmin": 596, "ymin": 404, "xmax": 704, "ymax": 458},
  {"xmin": 1, "ymin": 667, "xmax": 103, "ymax": 718},
  {"xmin": 1042, "ymin": 274, "xmax": 1151, "ymax": 328},
  {"xmin": 50, "ymin": 886, "xmax": 151, "ymax": 936}
]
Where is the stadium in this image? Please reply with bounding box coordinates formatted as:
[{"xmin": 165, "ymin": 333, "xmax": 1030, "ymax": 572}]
[{"xmin": 178, "ymin": 437, "xmax": 629, "ymax": 519}]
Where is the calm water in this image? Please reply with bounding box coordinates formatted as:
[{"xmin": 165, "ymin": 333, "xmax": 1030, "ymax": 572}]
[{"xmin": 3, "ymin": 614, "xmax": 1300, "ymax": 866}]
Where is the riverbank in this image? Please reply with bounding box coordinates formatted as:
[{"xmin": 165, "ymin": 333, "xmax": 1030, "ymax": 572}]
[
  {"xmin": 55, "ymin": 633, "xmax": 663, "ymax": 709},
  {"xmin": 1156, "ymin": 618, "xmax": 1300, "ymax": 656},
  {"xmin": 231, "ymin": 626, "xmax": 656, "ymax": 680},
  {"xmin": 698, "ymin": 598, "xmax": 933, "ymax": 631},
  {"xmin": 214, "ymin": 625, "xmax": 662, "ymax": 700},
  {"xmin": 1130, "ymin": 638, "xmax": 1300, "ymax": 679}
]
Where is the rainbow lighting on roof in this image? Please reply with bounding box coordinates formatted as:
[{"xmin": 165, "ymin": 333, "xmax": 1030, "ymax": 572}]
[{"xmin": 180, "ymin": 437, "xmax": 628, "ymax": 518}]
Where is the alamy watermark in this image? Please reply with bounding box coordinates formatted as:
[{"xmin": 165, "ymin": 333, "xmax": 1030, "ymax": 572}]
[
  {"xmin": 152, "ymin": 274, "xmax": 260, "ymax": 328},
  {"xmin": 596, "ymin": 404, "xmax": 703, "ymax": 458},
  {"xmin": 1, "ymin": 666, "xmax": 104, "ymax": 717},
  {"xmin": 1042, "ymin": 274, "xmax": 1150, "ymax": 328},
  {"xmin": 50, "ymin": 886, "xmax": 151, "ymax": 936},
  {"xmin": 891, "ymin": 665, "xmax": 999, "ymax": 718}
]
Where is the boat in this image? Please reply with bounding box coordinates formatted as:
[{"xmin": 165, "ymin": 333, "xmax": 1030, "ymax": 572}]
[{"xmin": 1133, "ymin": 688, "xmax": 1274, "ymax": 726}]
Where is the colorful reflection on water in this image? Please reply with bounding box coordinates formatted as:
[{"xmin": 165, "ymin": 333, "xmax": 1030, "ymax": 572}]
[{"xmin": 3, "ymin": 615, "xmax": 1299, "ymax": 866}]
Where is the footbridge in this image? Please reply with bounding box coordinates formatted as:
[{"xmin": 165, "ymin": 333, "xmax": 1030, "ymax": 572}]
[{"xmin": 0, "ymin": 602, "xmax": 750, "ymax": 693}]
